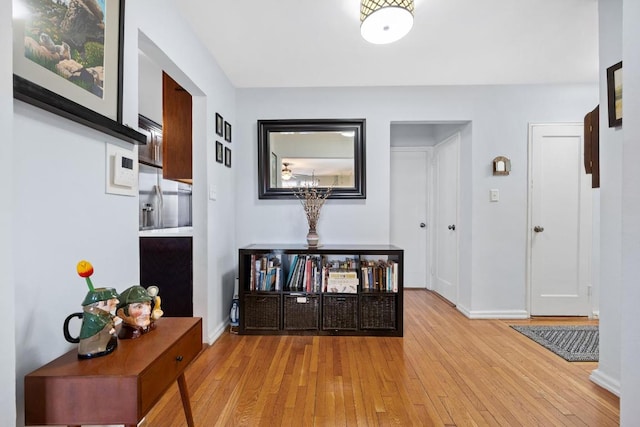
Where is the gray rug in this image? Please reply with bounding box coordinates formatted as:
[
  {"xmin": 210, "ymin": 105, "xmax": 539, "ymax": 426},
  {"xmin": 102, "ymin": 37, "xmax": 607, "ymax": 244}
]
[{"xmin": 510, "ymin": 325, "xmax": 599, "ymax": 362}]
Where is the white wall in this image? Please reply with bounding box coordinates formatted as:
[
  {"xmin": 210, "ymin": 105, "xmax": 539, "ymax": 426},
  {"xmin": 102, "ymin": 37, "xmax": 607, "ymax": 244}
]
[
  {"xmin": 1, "ymin": 1, "xmax": 16, "ymax": 426},
  {"xmin": 590, "ymin": 0, "xmax": 623, "ymax": 397},
  {"xmin": 138, "ymin": 50, "xmax": 163, "ymax": 124},
  {"xmin": 236, "ymin": 84, "xmax": 597, "ymax": 315},
  {"xmin": 9, "ymin": 0, "xmax": 237, "ymax": 425},
  {"xmin": 620, "ymin": 0, "xmax": 640, "ymax": 423}
]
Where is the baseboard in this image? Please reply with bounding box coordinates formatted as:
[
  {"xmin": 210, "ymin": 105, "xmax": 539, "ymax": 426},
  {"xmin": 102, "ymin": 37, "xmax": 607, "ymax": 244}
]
[
  {"xmin": 206, "ymin": 321, "xmax": 228, "ymax": 345},
  {"xmin": 591, "ymin": 310, "xmax": 600, "ymax": 319},
  {"xmin": 458, "ymin": 306, "xmax": 529, "ymax": 319},
  {"xmin": 590, "ymin": 369, "xmax": 621, "ymax": 396}
]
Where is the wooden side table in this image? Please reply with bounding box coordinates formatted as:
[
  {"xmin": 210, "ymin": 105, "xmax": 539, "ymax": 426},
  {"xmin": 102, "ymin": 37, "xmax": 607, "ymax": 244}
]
[{"xmin": 24, "ymin": 317, "xmax": 203, "ymax": 427}]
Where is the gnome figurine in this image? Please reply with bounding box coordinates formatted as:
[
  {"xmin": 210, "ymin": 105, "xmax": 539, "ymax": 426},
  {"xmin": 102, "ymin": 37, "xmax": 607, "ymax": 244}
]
[{"xmin": 63, "ymin": 261, "xmax": 120, "ymax": 359}]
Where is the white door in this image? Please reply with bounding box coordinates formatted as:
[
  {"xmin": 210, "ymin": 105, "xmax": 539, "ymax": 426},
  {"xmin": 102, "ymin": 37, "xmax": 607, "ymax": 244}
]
[
  {"xmin": 529, "ymin": 124, "xmax": 592, "ymax": 316},
  {"xmin": 390, "ymin": 148, "xmax": 429, "ymax": 288},
  {"xmin": 433, "ymin": 134, "xmax": 459, "ymax": 304}
]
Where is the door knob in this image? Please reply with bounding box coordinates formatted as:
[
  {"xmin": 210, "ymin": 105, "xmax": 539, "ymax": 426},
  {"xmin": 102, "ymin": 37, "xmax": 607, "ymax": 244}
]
[
  {"xmin": 448, "ymin": 224, "xmax": 456, "ymax": 231},
  {"xmin": 420, "ymin": 223, "xmax": 426, "ymax": 228},
  {"xmin": 534, "ymin": 226, "xmax": 544, "ymax": 233}
]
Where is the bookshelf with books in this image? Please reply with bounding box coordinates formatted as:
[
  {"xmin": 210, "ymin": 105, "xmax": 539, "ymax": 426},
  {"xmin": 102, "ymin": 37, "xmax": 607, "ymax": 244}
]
[{"xmin": 238, "ymin": 244, "xmax": 403, "ymax": 336}]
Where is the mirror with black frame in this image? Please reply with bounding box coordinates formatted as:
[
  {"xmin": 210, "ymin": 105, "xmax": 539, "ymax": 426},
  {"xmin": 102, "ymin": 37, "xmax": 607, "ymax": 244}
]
[{"xmin": 257, "ymin": 119, "xmax": 366, "ymax": 199}]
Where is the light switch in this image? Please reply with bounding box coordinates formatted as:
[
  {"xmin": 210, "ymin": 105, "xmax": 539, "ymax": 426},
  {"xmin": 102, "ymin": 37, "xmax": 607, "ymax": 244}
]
[
  {"xmin": 490, "ymin": 189, "xmax": 499, "ymax": 202},
  {"xmin": 209, "ymin": 185, "xmax": 217, "ymax": 201}
]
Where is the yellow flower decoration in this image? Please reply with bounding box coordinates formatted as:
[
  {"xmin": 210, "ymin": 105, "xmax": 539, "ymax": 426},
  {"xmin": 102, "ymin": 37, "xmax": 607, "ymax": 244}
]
[{"xmin": 77, "ymin": 260, "xmax": 95, "ymax": 291}]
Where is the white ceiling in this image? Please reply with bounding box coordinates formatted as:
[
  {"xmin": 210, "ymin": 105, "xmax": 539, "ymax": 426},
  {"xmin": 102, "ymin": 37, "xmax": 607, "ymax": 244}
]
[{"xmin": 171, "ymin": 0, "xmax": 599, "ymax": 89}]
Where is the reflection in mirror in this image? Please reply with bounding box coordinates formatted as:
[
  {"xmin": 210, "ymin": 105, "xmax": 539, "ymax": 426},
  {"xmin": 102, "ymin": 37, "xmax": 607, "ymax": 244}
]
[
  {"xmin": 272, "ymin": 131, "xmax": 355, "ymax": 188},
  {"xmin": 258, "ymin": 119, "xmax": 366, "ymax": 199}
]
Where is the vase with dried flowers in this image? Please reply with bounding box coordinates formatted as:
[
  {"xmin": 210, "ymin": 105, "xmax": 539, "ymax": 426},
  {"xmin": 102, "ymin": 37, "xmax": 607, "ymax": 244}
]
[{"xmin": 293, "ymin": 186, "xmax": 332, "ymax": 247}]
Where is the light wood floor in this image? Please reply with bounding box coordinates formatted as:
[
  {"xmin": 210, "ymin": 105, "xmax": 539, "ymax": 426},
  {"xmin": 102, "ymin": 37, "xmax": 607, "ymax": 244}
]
[{"xmin": 142, "ymin": 290, "xmax": 619, "ymax": 426}]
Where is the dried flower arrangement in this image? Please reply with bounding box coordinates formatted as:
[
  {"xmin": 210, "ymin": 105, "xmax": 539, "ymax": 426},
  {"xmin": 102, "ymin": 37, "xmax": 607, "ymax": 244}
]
[{"xmin": 293, "ymin": 186, "xmax": 332, "ymax": 246}]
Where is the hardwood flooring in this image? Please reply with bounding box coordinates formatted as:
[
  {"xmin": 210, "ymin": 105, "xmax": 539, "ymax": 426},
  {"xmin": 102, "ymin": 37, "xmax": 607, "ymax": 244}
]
[{"xmin": 142, "ymin": 290, "xmax": 619, "ymax": 426}]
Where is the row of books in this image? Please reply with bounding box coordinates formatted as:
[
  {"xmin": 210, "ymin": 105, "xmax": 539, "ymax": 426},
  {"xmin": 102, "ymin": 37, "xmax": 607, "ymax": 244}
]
[
  {"xmin": 249, "ymin": 254, "xmax": 283, "ymax": 291},
  {"xmin": 248, "ymin": 254, "xmax": 398, "ymax": 293},
  {"xmin": 361, "ymin": 259, "xmax": 399, "ymax": 292},
  {"xmin": 287, "ymin": 255, "xmax": 322, "ymax": 292}
]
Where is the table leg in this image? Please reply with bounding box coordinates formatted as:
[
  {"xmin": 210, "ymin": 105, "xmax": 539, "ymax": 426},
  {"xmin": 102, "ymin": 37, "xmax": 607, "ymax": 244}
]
[{"xmin": 177, "ymin": 373, "xmax": 195, "ymax": 427}]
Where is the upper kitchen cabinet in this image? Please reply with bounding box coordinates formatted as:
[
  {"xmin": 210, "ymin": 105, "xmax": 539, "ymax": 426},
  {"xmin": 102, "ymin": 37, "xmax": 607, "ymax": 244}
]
[
  {"xmin": 162, "ymin": 72, "xmax": 193, "ymax": 182},
  {"xmin": 138, "ymin": 115, "xmax": 163, "ymax": 168}
]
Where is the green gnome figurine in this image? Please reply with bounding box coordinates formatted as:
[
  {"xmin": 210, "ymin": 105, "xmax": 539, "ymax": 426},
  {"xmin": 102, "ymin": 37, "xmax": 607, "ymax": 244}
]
[{"xmin": 63, "ymin": 260, "xmax": 120, "ymax": 359}]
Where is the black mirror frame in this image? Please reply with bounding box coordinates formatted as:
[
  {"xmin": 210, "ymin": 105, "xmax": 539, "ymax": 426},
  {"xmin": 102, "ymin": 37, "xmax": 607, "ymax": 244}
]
[{"xmin": 257, "ymin": 119, "xmax": 366, "ymax": 199}]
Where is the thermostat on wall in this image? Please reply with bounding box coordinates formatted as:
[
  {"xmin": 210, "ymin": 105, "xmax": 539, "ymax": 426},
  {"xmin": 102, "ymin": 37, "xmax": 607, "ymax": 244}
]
[{"xmin": 106, "ymin": 143, "xmax": 137, "ymax": 196}]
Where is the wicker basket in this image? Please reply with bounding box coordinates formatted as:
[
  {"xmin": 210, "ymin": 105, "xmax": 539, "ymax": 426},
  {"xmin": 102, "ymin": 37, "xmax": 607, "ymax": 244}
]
[
  {"xmin": 360, "ymin": 294, "xmax": 396, "ymax": 330},
  {"xmin": 322, "ymin": 294, "xmax": 358, "ymax": 330},
  {"xmin": 284, "ymin": 295, "xmax": 319, "ymax": 330},
  {"xmin": 243, "ymin": 294, "xmax": 281, "ymax": 330}
]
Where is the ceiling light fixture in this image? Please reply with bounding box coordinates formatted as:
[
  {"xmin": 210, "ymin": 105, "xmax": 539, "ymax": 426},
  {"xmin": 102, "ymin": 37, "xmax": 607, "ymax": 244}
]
[
  {"xmin": 282, "ymin": 163, "xmax": 293, "ymax": 181},
  {"xmin": 360, "ymin": 0, "xmax": 414, "ymax": 44}
]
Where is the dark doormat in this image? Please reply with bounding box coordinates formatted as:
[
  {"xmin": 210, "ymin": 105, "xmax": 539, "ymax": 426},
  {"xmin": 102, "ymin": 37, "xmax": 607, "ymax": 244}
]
[{"xmin": 510, "ymin": 325, "xmax": 599, "ymax": 362}]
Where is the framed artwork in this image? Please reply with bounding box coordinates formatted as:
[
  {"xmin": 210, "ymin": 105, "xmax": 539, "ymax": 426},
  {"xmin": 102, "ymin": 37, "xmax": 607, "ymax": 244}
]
[
  {"xmin": 225, "ymin": 147, "xmax": 232, "ymax": 168},
  {"xmin": 215, "ymin": 113, "xmax": 224, "ymax": 136},
  {"xmin": 215, "ymin": 141, "xmax": 224, "ymax": 163},
  {"xmin": 224, "ymin": 121, "xmax": 232, "ymax": 142},
  {"xmin": 607, "ymin": 61, "xmax": 622, "ymax": 128},
  {"xmin": 13, "ymin": 0, "xmax": 124, "ymax": 122}
]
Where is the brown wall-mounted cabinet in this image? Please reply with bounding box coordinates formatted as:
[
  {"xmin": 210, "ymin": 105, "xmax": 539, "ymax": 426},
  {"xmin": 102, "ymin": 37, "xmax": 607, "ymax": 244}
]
[
  {"xmin": 584, "ymin": 105, "xmax": 600, "ymax": 188},
  {"xmin": 162, "ymin": 72, "xmax": 192, "ymax": 182},
  {"xmin": 138, "ymin": 115, "xmax": 163, "ymax": 168}
]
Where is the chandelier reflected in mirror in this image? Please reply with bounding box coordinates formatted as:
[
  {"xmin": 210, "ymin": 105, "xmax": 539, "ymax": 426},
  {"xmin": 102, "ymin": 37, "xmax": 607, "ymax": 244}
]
[
  {"xmin": 281, "ymin": 162, "xmax": 293, "ymax": 181},
  {"xmin": 360, "ymin": 0, "xmax": 415, "ymax": 44}
]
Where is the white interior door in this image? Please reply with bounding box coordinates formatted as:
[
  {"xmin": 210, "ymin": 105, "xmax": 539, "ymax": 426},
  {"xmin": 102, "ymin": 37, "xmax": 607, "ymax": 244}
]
[
  {"xmin": 529, "ymin": 123, "xmax": 592, "ymax": 316},
  {"xmin": 390, "ymin": 148, "xmax": 429, "ymax": 288},
  {"xmin": 433, "ymin": 134, "xmax": 459, "ymax": 304}
]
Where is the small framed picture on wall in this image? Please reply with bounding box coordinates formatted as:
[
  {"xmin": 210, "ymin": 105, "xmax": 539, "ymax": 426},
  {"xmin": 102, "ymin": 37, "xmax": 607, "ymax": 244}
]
[
  {"xmin": 606, "ymin": 61, "xmax": 622, "ymax": 127},
  {"xmin": 224, "ymin": 121, "xmax": 232, "ymax": 142},
  {"xmin": 215, "ymin": 113, "xmax": 224, "ymax": 136},
  {"xmin": 225, "ymin": 147, "xmax": 232, "ymax": 168},
  {"xmin": 215, "ymin": 141, "xmax": 223, "ymax": 163}
]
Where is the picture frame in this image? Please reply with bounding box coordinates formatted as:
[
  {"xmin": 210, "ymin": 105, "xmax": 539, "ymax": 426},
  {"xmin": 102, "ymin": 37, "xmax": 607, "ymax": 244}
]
[
  {"xmin": 225, "ymin": 147, "xmax": 232, "ymax": 168},
  {"xmin": 215, "ymin": 113, "xmax": 224, "ymax": 136},
  {"xmin": 11, "ymin": 0, "xmax": 144, "ymax": 144},
  {"xmin": 215, "ymin": 141, "xmax": 224, "ymax": 163},
  {"xmin": 224, "ymin": 121, "xmax": 232, "ymax": 142},
  {"xmin": 607, "ymin": 61, "xmax": 622, "ymax": 128}
]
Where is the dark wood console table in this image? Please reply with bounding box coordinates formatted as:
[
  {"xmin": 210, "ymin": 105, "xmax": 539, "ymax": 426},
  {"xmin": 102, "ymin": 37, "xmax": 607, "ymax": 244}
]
[{"xmin": 24, "ymin": 317, "xmax": 203, "ymax": 426}]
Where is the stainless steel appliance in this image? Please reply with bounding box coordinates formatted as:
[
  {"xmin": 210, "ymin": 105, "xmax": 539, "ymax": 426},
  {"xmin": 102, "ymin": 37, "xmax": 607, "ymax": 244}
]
[{"xmin": 138, "ymin": 164, "xmax": 192, "ymax": 230}]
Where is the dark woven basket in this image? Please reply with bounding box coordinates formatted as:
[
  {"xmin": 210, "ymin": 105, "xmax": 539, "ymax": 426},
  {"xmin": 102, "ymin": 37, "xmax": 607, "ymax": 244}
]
[
  {"xmin": 360, "ymin": 294, "xmax": 397, "ymax": 330},
  {"xmin": 322, "ymin": 294, "xmax": 358, "ymax": 330},
  {"xmin": 243, "ymin": 294, "xmax": 280, "ymax": 330},
  {"xmin": 284, "ymin": 295, "xmax": 319, "ymax": 330}
]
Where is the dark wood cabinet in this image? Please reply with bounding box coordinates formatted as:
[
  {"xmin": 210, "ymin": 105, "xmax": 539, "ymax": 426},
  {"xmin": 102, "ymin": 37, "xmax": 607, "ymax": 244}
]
[
  {"xmin": 24, "ymin": 317, "xmax": 202, "ymax": 427},
  {"xmin": 238, "ymin": 244, "xmax": 403, "ymax": 337},
  {"xmin": 162, "ymin": 72, "xmax": 192, "ymax": 182},
  {"xmin": 584, "ymin": 105, "xmax": 600, "ymax": 188},
  {"xmin": 140, "ymin": 237, "xmax": 193, "ymax": 317},
  {"xmin": 138, "ymin": 115, "xmax": 163, "ymax": 168}
]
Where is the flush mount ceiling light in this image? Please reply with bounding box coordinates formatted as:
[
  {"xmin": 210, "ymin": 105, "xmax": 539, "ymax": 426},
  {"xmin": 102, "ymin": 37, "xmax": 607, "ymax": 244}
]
[{"xmin": 360, "ymin": 0, "xmax": 415, "ymax": 44}]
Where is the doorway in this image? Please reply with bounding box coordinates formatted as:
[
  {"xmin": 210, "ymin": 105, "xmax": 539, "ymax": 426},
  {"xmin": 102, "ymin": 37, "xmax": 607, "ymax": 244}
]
[
  {"xmin": 390, "ymin": 122, "xmax": 465, "ymax": 295},
  {"xmin": 432, "ymin": 133, "xmax": 460, "ymax": 304},
  {"xmin": 390, "ymin": 147, "xmax": 430, "ymax": 288},
  {"xmin": 528, "ymin": 123, "xmax": 592, "ymax": 316}
]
